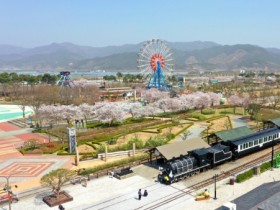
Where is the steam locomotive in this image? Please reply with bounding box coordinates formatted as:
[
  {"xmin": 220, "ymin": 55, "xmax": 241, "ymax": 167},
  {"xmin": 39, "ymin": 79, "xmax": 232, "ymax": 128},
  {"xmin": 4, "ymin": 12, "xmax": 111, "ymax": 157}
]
[{"xmin": 158, "ymin": 127, "xmax": 280, "ymax": 184}]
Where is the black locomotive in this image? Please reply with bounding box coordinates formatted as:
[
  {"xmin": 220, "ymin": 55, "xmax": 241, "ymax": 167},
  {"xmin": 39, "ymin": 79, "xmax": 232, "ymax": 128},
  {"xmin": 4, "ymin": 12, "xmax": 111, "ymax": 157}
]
[{"xmin": 159, "ymin": 127, "xmax": 280, "ymax": 184}]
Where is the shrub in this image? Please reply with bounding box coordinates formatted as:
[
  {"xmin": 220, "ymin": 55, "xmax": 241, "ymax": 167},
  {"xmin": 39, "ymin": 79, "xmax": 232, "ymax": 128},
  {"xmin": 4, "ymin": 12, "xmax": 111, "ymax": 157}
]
[
  {"xmin": 97, "ymin": 144, "xmax": 106, "ymax": 153},
  {"xmin": 260, "ymin": 161, "xmax": 273, "ymax": 172},
  {"xmin": 23, "ymin": 139, "xmax": 40, "ymax": 151},
  {"xmin": 80, "ymin": 154, "xmax": 149, "ymax": 175},
  {"xmin": 86, "ymin": 122, "xmax": 104, "ymax": 128},
  {"xmin": 236, "ymin": 169, "xmax": 254, "ymax": 183},
  {"xmin": 80, "ymin": 153, "xmax": 97, "ymax": 161},
  {"xmin": 201, "ymin": 109, "xmax": 215, "ymax": 115},
  {"xmin": 145, "ymin": 135, "xmax": 167, "ymax": 148},
  {"xmin": 165, "ymin": 133, "xmax": 175, "ymax": 141},
  {"xmin": 127, "ymin": 135, "xmax": 144, "ymax": 149},
  {"xmin": 57, "ymin": 152, "xmax": 76, "ymax": 156},
  {"xmin": 188, "ymin": 113, "xmax": 207, "ymax": 120},
  {"xmin": 40, "ymin": 142, "xmax": 65, "ymax": 154},
  {"xmin": 220, "ymin": 110, "xmax": 233, "ymax": 114},
  {"xmin": 107, "ymin": 138, "xmax": 117, "ymax": 145},
  {"xmin": 108, "ymin": 144, "xmax": 129, "ymax": 152}
]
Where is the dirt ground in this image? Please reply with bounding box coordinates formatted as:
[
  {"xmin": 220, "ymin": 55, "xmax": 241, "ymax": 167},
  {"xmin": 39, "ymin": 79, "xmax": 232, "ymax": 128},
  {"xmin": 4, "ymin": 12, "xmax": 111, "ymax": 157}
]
[
  {"xmin": 208, "ymin": 117, "xmax": 231, "ymax": 133},
  {"xmin": 78, "ymin": 144, "xmax": 95, "ymax": 153},
  {"xmin": 114, "ymin": 123, "xmax": 191, "ymax": 146},
  {"xmin": 78, "ymin": 123, "xmax": 191, "ymax": 152}
]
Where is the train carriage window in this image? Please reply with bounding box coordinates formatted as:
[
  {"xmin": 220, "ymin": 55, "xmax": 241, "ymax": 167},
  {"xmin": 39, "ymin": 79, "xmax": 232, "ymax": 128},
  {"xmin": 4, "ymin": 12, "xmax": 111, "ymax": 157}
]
[
  {"xmin": 254, "ymin": 140, "xmax": 258, "ymax": 146},
  {"xmin": 259, "ymin": 139, "xmax": 263, "ymax": 144},
  {"xmin": 249, "ymin": 142, "xmax": 253, "ymax": 147},
  {"xmin": 239, "ymin": 145, "xmax": 243, "ymax": 151},
  {"xmin": 269, "ymin": 136, "xmax": 272, "ymax": 140},
  {"xmin": 264, "ymin": 137, "xmax": 268, "ymax": 142}
]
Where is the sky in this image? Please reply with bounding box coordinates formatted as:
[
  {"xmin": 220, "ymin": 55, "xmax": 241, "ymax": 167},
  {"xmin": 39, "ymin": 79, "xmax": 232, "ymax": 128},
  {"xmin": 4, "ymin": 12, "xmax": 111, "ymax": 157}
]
[{"xmin": 1, "ymin": 0, "xmax": 280, "ymax": 48}]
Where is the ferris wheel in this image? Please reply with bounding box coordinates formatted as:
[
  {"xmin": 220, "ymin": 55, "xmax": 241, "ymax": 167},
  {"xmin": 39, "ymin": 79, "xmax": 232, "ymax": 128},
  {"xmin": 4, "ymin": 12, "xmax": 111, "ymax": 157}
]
[{"xmin": 137, "ymin": 39, "xmax": 174, "ymax": 90}]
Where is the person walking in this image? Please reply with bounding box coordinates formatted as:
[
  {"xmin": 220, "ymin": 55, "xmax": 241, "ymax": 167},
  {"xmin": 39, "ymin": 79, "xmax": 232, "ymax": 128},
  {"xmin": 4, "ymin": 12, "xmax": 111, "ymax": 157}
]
[
  {"xmin": 138, "ymin": 189, "xmax": 142, "ymax": 200},
  {"xmin": 58, "ymin": 204, "xmax": 65, "ymax": 210},
  {"xmin": 143, "ymin": 189, "xmax": 148, "ymax": 197}
]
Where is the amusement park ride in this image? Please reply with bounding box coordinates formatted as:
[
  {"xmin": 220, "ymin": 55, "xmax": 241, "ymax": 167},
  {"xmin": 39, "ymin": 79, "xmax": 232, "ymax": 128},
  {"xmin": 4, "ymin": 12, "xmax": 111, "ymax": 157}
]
[
  {"xmin": 57, "ymin": 71, "xmax": 75, "ymax": 88},
  {"xmin": 137, "ymin": 39, "xmax": 174, "ymax": 90},
  {"xmin": 57, "ymin": 39, "xmax": 176, "ymax": 92}
]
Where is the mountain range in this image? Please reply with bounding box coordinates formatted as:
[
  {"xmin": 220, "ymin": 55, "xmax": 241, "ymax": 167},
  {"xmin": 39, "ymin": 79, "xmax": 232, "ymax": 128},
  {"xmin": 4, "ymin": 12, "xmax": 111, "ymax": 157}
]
[{"xmin": 0, "ymin": 41, "xmax": 280, "ymax": 72}]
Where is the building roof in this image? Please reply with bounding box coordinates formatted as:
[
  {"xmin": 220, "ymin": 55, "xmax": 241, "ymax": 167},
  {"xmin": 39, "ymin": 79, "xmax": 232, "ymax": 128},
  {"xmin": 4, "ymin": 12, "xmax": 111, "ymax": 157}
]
[
  {"xmin": 154, "ymin": 138, "xmax": 210, "ymax": 161},
  {"xmin": 267, "ymin": 117, "xmax": 280, "ymax": 127},
  {"xmin": 233, "ymin": 181, "xmax": 280, "ymax": 210},
  {"xmin": 229, "ymin": 127, "xmax": 279, "ymax": 145},
  {"xmin": 214, "ymin": 126, "xmax": 254, "ymax": 142}
]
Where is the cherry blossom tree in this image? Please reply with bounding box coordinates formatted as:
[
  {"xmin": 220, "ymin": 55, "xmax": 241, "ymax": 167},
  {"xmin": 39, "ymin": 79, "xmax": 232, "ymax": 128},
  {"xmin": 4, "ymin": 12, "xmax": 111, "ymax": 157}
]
[
  {"xmin": 127, "ymin": 103, "xmax": 143, "ymax": 118},
  {"xmin": 79, "ymin": 103, "xmax": 94, "ymax": 123},
  {"xmin": 141, "ymin": 89, "xmax": 169, "ymax": 103},
  {"xmin": 192, "ymin": 92, "xmax": 211, "ymax": 112},
  {"xmin": 178, "ymin": 94, "xmax": 195, "ymax": 111},
  {"xmin": 227, "ymin": 95, "xmax": 243, "ymax": 114},
  {"xmin": 141, "ymin": 105, "xmax": 163, "ymax": 119},
  {"xmin": 208, "ymin": 92, "xmax": 221, "ymax": 106},
  {"xmin": 155, "ymin": 98, "xmax": 182, "ymax": 113},
  {"xmin": 155, "ymin": 98, "xmax": 170, "ymax": 113},
  {"xmin": 95, "ymin": 103, "xmax": 125, "ymax": 125}
]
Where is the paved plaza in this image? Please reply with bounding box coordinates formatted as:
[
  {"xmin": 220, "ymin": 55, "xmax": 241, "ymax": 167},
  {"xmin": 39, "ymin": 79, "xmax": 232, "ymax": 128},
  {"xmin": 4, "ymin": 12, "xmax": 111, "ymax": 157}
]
[
  {"xmin": 0, "ymin": 166, "xmax": 278, "ymax": 210},
  {"xmin": 0, "ymin": 121, "xmax": 73, "ymax": 192}
]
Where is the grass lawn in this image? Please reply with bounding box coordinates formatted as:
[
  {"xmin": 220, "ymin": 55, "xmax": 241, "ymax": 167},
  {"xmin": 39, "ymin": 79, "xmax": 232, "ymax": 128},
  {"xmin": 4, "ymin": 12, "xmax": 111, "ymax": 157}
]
[{"xmin": 259, "ymin": 108, "xmax": 280, "ymax": 121}]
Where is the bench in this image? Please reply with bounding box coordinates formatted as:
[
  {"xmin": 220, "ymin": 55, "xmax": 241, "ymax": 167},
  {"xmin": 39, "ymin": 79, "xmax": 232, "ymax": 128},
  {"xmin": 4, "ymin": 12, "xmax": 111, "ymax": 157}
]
[
  {"xmin": 70, "ymin": 176, "xmax": 87, "ymax": 185},
  {"xmin": 0, "ymin": 194, "xmax": 19, "ymax": 204},
  {"xmin": 115, "ymin": 167, "xmax": 134, "ymax": 180},
  {"xmin": 120, "ymin": 167, "xmax": 133, "ymax": 175}
]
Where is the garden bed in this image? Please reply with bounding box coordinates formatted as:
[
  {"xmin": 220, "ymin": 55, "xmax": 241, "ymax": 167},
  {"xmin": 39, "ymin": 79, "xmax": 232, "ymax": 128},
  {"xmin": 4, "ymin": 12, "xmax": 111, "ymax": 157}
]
[{"xmin": 43, "ymin": 191, "xmax": 73, "ymax": 207}]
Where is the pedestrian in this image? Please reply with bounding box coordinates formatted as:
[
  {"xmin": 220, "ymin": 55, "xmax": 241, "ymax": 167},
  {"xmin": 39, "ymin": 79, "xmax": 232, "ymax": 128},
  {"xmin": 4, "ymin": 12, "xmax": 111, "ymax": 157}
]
[
  {"xmin": 58, "ymin": 204, "xmax": 65, "ymax": 210},
  {"xmin": 138, "ymin": 189, "xmax": 142, "ymax": 200},
  {"xmin": 82, "ymin": 179, "xmax": 87, "ymax": 187},
  {"xmin": 143, "ymin": 190, "xmax": 148, "ymax": 197}
]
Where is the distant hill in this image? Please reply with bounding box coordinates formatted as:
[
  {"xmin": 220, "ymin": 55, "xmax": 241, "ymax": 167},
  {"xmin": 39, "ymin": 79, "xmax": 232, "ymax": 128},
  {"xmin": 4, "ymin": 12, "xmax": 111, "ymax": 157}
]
[
  {"xmin": 0, "ymin": 45, "xmax": 27, "ymax": 55},
  {"xmin": 0, "ymin": 41, "xmax": 280, "ymax": 71}
]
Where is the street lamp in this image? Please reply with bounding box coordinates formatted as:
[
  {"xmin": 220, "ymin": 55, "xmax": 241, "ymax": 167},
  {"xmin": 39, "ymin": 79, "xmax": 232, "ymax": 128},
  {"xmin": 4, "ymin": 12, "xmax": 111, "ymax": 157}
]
[
  {"xmin": 213, "ymin": 174, "xmax": 218, "ymax": 200},
  {"xmin": 0, "ymin": 173, "xmax": 20, "ymax": 210},
  {"xmin": 271, "ymin": 137, "xmax": 275, "ymax": 170}
]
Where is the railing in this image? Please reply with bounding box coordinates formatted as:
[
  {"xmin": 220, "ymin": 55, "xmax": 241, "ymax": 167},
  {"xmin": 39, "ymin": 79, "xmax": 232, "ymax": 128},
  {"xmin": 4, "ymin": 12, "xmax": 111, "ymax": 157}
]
[{"xmin": 97, "ymin": 149, "xmax": 146, "ymax": 160}]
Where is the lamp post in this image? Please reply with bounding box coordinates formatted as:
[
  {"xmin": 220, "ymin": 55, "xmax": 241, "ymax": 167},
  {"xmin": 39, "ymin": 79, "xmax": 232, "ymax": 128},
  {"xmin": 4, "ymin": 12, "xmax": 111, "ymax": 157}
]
[
  {"xmin": 0, "ymin": 173, "xmax": 19, "ymax": 210},
  {"xmin": 213, "ymin": 174, "xmax": 217, "ymax": 200},
  {"xmin": 271, "ymin": 137, "xmax": 275, "ymax": 170}
]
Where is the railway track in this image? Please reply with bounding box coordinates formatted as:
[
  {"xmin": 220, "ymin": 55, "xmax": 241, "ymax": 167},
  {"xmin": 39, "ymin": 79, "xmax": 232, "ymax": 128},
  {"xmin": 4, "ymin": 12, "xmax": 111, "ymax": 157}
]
[{"xmin": 135, "ymin": 145, "xmax": 280, "ymax": 210}]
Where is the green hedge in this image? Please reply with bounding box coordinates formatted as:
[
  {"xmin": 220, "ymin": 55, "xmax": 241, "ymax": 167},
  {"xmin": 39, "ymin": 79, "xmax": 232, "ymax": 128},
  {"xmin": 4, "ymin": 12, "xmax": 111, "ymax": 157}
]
[
  {"xmin": 188, "ymin": 113, "xmax": 207, "ymax": 120},
  {"xmin": 220, "ymin": 110, "xmax": 233, "ymax": 114},
  {"xmin": 201, "ymin": 109, "xmax": 215, "ymax": 115},
  {"xmin": 260, "ymin": 161, "xmax": 274, "ymax": 173},
  {"xmin": 236, "ymin": 160, "xmax": 275, "ymax": 183},
  {"xmin": 236, "ymin": 168, "xmax": 254, "ymax": 183},
  {"xmin": 80, "ymin": 154, "xmax": 149, "ymax": 175},
  {"xmin": 174, "ymin": 123, "xmax": 193, "ymax": 137},
  {"xmin": 57, "ymin": 152, "xmax": 77, "ymax": 156}
]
